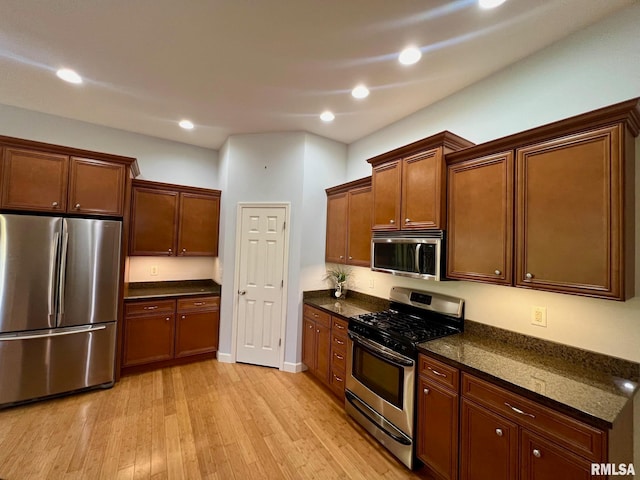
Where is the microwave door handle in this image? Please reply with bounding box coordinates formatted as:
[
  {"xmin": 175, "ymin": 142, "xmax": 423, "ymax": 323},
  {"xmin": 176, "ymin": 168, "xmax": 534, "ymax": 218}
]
[{"xmin": 415, "ymin": 243, "xmax": 422, "ymax": 274}]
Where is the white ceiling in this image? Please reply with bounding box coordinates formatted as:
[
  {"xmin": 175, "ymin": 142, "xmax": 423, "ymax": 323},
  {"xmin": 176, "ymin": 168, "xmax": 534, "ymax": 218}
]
[{"xmin": 0, "ymin": 0, "xmax": 634, "ymax": 150}]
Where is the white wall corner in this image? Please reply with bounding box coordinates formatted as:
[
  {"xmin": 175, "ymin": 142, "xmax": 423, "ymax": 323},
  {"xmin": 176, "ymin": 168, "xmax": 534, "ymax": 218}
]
[
  {"xmin": 282, "ymin": 362, "xmax": 306, "ymax": 373},
  {"xmin": 216, "ymin": 352, "xmax": 234, "ymax": 363}
]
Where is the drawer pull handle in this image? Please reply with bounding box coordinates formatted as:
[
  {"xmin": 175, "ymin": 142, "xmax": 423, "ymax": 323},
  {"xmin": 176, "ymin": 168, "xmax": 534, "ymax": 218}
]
[
  {"xmin": 335, "ymin": 339, "xmax": 344, "ymax": 345},
  {"xmin": 334, "ymin": 375, "xmax": 343, "ymax": 382},
  {"xmin": 334, "ymin": 353, "xmax": 344, "ymax": 360},
  {"xmin": 495, "ymin": 428, "xmax": 503, "ymax": 437},
  {"xmin": 143, "ymin": 306, "xmax": 158, "ymax": 310},
  {"xmin": 427, "ymin": 366, "xmax": 447, "ymax": 378},
  {"xmin": 193, "ymin": 302, "xmax": 206, "ymax": 306},
  {"xmin": 532, "ymin": 449, "xmax": 541, "ymax": 458},
  {"xmin": 423, "ymin": 388, "xmax": 430, "ymax": 395},
  {"xmin": 504, "ymin": 402, "xmax": 536, "ymax": 418},
  {"xmin": 335, "ymin": 324, "xmax": 345, "ymax": 330}
]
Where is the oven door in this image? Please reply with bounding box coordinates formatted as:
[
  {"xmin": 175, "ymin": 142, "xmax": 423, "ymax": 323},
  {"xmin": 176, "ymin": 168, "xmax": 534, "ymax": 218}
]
[{"xmin": 346, "ymin": 332, "xmax": 415, "ymax": 437}]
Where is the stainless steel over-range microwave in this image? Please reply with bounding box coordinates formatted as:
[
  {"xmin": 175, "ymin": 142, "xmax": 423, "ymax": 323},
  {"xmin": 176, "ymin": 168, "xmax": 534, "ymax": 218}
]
[{"xmin": 371, "ymin": 231, "xmax": 445, "ymax": 281}]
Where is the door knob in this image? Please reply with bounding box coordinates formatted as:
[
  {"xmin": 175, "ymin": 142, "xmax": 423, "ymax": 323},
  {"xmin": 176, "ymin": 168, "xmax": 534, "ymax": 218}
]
[{"xmin": 238, "ymin": 290, "xmax": 247, "ymax": 295}]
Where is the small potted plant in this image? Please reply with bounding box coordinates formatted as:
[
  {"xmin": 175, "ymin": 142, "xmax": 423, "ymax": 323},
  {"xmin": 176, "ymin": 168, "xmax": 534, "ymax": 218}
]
[{"xmin": 324, "ymin": 265, "xmax": 351, "ymax": 298}]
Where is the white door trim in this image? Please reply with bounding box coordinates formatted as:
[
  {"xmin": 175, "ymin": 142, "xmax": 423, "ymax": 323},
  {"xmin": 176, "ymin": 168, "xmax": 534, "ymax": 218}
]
[{"xmin": 230, "ymin": 202, "xmax": 290, "ymax": 371}]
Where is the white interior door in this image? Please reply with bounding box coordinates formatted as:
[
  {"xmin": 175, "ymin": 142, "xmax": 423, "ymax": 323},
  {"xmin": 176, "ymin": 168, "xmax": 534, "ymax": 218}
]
[{"xmin": 235, "ymin": 205, "xmax": 287, "ymax": 368}]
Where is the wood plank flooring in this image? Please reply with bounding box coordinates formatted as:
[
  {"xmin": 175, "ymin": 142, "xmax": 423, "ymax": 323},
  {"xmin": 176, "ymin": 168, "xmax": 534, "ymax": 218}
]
[{"xmin": 0, "ymin": 360, "xmax": 432, "ymax": 479}]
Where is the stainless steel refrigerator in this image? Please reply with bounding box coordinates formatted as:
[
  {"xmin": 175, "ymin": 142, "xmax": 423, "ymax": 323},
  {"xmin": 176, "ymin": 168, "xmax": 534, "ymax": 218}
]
[{"xmin": 0, "ymin": 213, "xmax": 121, "ymax": 406}]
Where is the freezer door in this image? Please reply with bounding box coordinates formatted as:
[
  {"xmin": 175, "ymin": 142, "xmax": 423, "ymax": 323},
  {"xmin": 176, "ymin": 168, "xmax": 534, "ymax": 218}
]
[
  {"xmin": 0, "ymin": 214, "xmax": 61, "ymax": 333},
  {"xmin": 0, "ymin": 323, "xmax": 116, "ymax": 406},
  {"xmin": 59, "ymin": 218, "xmax": 122, "ymax": 327}
]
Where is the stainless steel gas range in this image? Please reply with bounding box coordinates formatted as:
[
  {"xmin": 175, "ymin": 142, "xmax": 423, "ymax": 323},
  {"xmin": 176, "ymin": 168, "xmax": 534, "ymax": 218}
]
[{"xmin": 345, "ymin": 287, "xmax": 464, "ymax": 469}]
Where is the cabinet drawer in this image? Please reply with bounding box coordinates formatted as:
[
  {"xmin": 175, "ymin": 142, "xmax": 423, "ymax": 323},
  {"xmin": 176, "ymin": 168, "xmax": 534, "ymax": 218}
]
[
  {"xmin": 177, "ymin": 296, "xmax": 219, "ymax": 312},
  {"xmin": 125, "ymin": 299, "xmax": 176, "ymax": 317},
  {"xmin": 331, "ymin": 331, "xmax": 347, "ymax": 352},
  {"xmin": 303, "ymin": 305, "xmax": 331, "ymax": 328},
  {"xmin": 331, "ymin": 316, "xmax": 348, "ymax": 334},
  {"xmin": 330, "ymin": 369, "xmax": 346, "ymax": 395},
  {"xmin": 462, "ymin": 374, "xmax": 605, "ymax": 462},
  {"xmin": 331, "ymin": 348, "xmax": 346, "ymax": 372},
  {"xmin": 419, "ymin": 354, "xmax": 459, "ymax": 391}
]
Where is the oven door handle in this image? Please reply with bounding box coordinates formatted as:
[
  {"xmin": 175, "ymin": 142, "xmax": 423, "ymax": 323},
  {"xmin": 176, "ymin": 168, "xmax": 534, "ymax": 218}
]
[
  {"xmin": 348, "ymin": 332, "xmax": 414, "ymax": 367},
  {"xmin": 345, "ymin": 390, "xmax": 412, "ymax": 446}
]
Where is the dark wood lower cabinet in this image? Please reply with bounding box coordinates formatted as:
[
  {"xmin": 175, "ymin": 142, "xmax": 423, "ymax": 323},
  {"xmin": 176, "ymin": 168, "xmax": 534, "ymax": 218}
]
[
  {"xmin": 123, "ymin": 296, "xmax": 219, "ymax": 372},
  {"xmin": 460, "ymin": 398, "xmax": 518, "ymax": 480},
  {"xmin": 521, "ymin": 430, "xmax": 595, "ymax": 480}
]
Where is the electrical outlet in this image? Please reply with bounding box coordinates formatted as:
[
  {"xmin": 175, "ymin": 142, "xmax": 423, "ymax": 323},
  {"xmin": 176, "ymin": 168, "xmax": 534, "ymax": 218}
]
[
  {"xmin": 369, "ymin": 279, "xmax": 375, "ymax": 289},
  {"xmin": 531, "ymin": 306, "xmax": 547, "ymax": 327},
  {"xmin": 531, "ymin": 376, "xmax": 546, "ymax": 394},
  {"xmin": 150, "ymin": 265, "xmax": 159, "ymax": 276}
]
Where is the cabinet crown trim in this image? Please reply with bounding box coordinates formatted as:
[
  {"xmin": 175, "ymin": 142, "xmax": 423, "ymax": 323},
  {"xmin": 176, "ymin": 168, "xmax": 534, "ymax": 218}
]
[
  {"xmin": 132, "ymin": 179, "xmax": 221, "ymax": 196},
  {"xmin": 446, "ymin": 97, "xmax": 640, "ymax": 164},
  {"xmin": 325, "ymin": 176, "xmax": 371, "ymax": 195},
  {"xmin": 367, "ymin": 131, "xmax": 474, "ymax": 167}
]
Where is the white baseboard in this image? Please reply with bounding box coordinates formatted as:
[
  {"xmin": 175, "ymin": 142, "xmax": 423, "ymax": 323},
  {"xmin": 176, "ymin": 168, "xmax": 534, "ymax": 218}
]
[
  {"xmin": 217, "ymin": 352, "xmax": 234, "ymax": 363},
  {"xmin": 282, "ymin": 362, "xmax": 306, "ymax": 373}
]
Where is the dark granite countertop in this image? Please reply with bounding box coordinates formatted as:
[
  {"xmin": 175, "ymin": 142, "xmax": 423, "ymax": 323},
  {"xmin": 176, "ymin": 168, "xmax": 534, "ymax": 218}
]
[
  {"xmin": 302, "ymin": 290, "xmax": 638, "ymax": 429},
  {"xmin": 303, "ymin": 290, "xmax": 388, "ymax": 319},
  {"xmin": 418, "ymin": 323, "xmax": 639, "ymax": 428},
  {"xmin": 124, "ymin": 279, "xmax": 221, "ymax": 300}
]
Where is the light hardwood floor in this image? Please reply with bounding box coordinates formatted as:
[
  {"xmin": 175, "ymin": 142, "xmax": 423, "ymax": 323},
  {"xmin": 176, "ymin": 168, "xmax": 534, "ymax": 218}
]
[{"xmin": 0, "ymin": 360, "xmax": 432, "ymax": 479}]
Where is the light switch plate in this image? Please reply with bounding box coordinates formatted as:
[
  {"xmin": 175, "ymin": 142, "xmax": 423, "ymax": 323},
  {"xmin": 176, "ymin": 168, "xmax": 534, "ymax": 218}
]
[{"xmin": 151, "ymin": 265, "xmax": 159, "ymax": 276}]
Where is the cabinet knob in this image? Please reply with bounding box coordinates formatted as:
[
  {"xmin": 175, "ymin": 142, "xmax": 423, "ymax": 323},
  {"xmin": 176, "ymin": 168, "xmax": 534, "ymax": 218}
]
[
  {"xmin": 389, "ymin": 219, "xmax": 395, "ymax": 224},
  {"xmin": 182, "ymin": 248, "xmax": 186, "ymax": 252},
  {"xmin": 181, "ymin": 315, "xmax": 185, "ymax": 319},
  {"xmin": 309, "ymin": 324, "xmax": 313, "ymax": 329},
  {"xmin": 348, "ymin": 256, "xmax": 353, "ymax": 260},
  {"xmin": 339, "ymin": 255, "xmax": 344, "ymax": 259},
  {"xmin": 52, "ymin": 201, "xmax": 59, "ymax": 208},
  {"xmin": 75, "ymin": 203, "xmax": 81, "ymax": 209},
  {"xmin": 525, "ymin": 272, "xmax": 533, "ymax": 279},
  {"xmin": 495, "ymin": 428, "xmax": 503, "ymax": 437},
  {"xmin": 423, "ymin": 388, "xmax": 430, "ymax": 395},
  {"xmin": 405, "ymin": 218, "xmax": 410, "ymax": 223},
  {"xmin": 494, "ymin": 270, "xmax": 501, "ymax": 275},
  {"xmin": 532, "ymin": 449, "xmax": 541, "ymax": 458},
  {"xmin": 316, "ymin": 329, "xmax": 320, "ymax": 333},
  {"xmin": 168, "ymin": 248, "xmax": 172, "ymax": 253},
  {"xmin": 165, "ymin": 317, "xmax": 170, "ymax": 321}
]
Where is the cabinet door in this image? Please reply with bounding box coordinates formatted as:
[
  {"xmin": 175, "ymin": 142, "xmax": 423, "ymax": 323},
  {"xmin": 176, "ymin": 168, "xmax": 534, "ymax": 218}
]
[
  {"xmin": 314, "ymin": 323, "xmax": 331, "ymax": 386},
  {"xmin": 447, "ymin": 152, "xmax": 513, "ymax": 284},
  {"xmin": 372, "ymin": 160, "xmax": 401, "ymax": 230},
  {"xmin": 129, "ymin": 187, "xmax": 179, "ymax": 255},
  {"xmin": 123, "ymin": 313, "xmax": 175, "ymax": 366},
  {"xmin": 417, "ymin": 378, "xmax": 459, "ymax": 480},
  {"xmin": 516, "ymin": 125, "xmax": 622, "ymax": 298},
  {"xmin": 1, "ymin": 148, "xmax": 68, "ymax": 212},
  {"xmin": 402, "ymin": 149, "xmax": 445, "ymax": 229},
  {"xmin": 68, "ymin": 157, "xmax": 126, "ymax": 216},
  {"xmin": 521, "ymin": 430, "xmax": 596, "ymax": 480},
  {"xmin": 460, "ymin": 398, "xmax": 518, "ymax": 480},
  {"xmin": 175, "ymin": 310, "xmax": 219, "ymax": 357},
  {"xmin": 177, "ymin": 192, "xmax": 220, "ymax": 256},
  {"xmin": 325, "ymin": 192, "xmax": 348, "ymax": 263},
  {"xmin": 302, "ymin": 318, "xmax": 317, "ymax": 372},
  {"xmin": 346, "ymin": 186, "xmax": 372, "ymax": 266}
]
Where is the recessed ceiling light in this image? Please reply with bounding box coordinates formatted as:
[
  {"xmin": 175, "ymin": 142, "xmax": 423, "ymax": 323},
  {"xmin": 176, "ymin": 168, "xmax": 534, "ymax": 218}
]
[
  {"xmin": 351, "ymin": 85, "xmax": 370, "ymax": 99},
  {"xmin": 478, "ymin": 0, "xmax": 507, "ymax": 9},
  {"xmin": 56, "ymin": 68, "xmax": 82, "ymax": 84},
  {"xmin": 399, "ymin": 47, "xmax": 422, "ymax": 66},
  {"xmin": 179, "ymin": 119, "xmax": 194, "ymax": 130},
  {"xmin": 320, "ymin": 111, "xmax": 335, "ymax": 122}
]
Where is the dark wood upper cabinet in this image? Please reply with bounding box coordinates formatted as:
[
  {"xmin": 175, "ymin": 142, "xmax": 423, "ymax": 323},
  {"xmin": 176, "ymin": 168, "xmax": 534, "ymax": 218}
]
[
  {"xmin": 0, "ymin": 137, "xmax": 137, "ymax": 217},
  {"xmin": 129, "ymin": 180, "xmax": 221, "ymax": 257},
  {"xmin": 371, "ymin": 160, "xmax": 402, "ymax": 230},
  {"xmin": 1, "ymin": 148, "xmax": 69, "ymax": 212},
  {"xmin": 368, "ymin": 132, "xmax": 474, "ymax": 232},
  {"xmin": 130, "ymin": 186, "xmax": 179, "ymax": 256},
  {"xmin": 515, "ymin": 125, "xmax": 626, "ymax": 299},
  {"xmin": 325, "ymin": 192, "xmax": 348, "ymax": 263},
  {"xmin": 447, "ymin": 151, "xmax": 514, "ymax": 285},
  {"xmin": 68, "ymin": 157, "xmax": 126, "ymax": 216},
  {"xmin": 325, "ymin": 177, "xmax": 372, "ymax": 266},
  {"xmin": 178, "ymin": 192, "xmax": 221, "ymax": 256}
]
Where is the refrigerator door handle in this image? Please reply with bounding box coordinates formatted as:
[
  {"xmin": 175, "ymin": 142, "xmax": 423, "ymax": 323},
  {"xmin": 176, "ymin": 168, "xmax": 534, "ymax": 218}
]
[
  {"xmin": 57, "ymin": 231, "xmax": 69, "ymax": 325},
  {"xmin": 48, "ymin": 232, "xmax": 60, "ymax": 323},
  {"xmin": 0, "ymin": 324, "xmax": 107, "ymax": 341}
]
